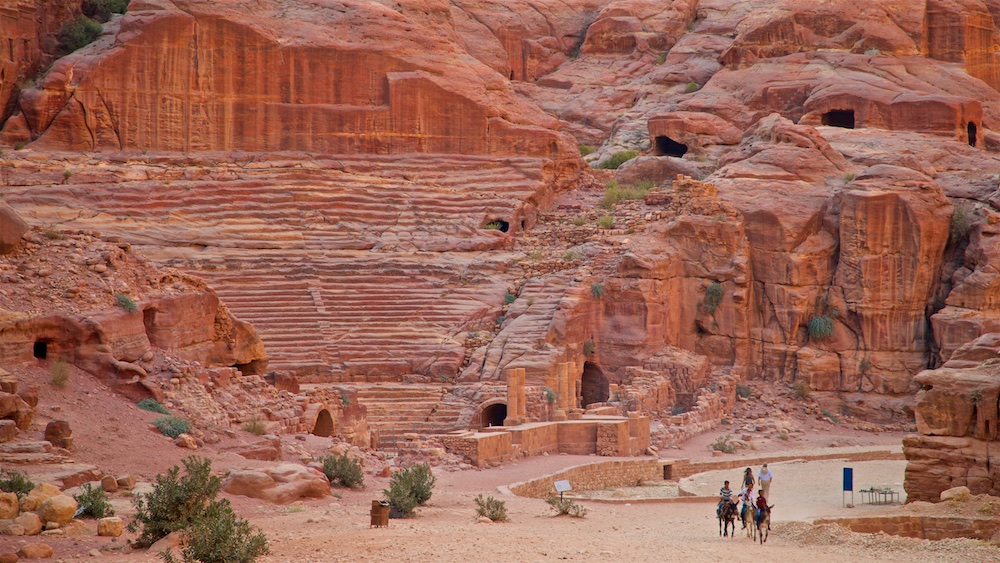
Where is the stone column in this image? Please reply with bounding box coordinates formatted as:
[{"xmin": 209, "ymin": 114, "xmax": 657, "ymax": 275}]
[
  {"xmin": 504, "ymin": 368, "xmax": 519, "ymax": 426},
  {"xmin": 553, "ymin": 363, "xmax": 568, "ymax": 421},
  {"xmin": 517, "ymin": 368, "xmax": 527, "ymax": 419}
]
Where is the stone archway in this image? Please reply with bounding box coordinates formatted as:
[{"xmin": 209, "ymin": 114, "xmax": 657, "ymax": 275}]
[
  {"xmin": 312, "ymin": 408, "xmax": 334, "ymax": 437},
  {"xmin": 481, "ymin": 403, "xmax": 507, "ymax": 428},
  {"xmin": 581, "ymin": 362, "xmax": 609, "ymax": 407}
]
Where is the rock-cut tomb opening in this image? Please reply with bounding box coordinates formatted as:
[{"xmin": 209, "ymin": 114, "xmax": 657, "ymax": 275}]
[{"xmin": 654, "ymin": 135, "xmax": 689, "ymax": 157}]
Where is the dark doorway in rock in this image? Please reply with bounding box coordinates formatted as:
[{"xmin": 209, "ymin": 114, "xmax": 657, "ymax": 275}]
[
  {"xmin": 143, "ymin": 308, "xmax": 157, "ymax": 347},
  {"xmin": 968, "ymin": 122, "xmax": 978, "ymax": 147},
  {"xmin": 581, "ymin": 362, "xmax": 609, "ymax": 407},
  {"xmin": 233, "ymin": 359, "xmax": 267, "ymax": 376},
  {"xmin": 486, "ymin": 219, "xmax": 510, "ymax": 232},
  {"xmin": 482, "ymin": 403, "xmax": 507, "ymax": 428},
  {"xmin": 654, "ymin": 135, "xmax": 688, "ymax": 157},
  {"xmin": 33, "ymin": 341, "xmax": 48, "ymax": 359},
  {"xmin": 312, "ymin": 409, "xmax": 334, "ymax": 437},
  {"xmin": 821, "ymin": 110, "xmax": 855, "ymax": 129}
]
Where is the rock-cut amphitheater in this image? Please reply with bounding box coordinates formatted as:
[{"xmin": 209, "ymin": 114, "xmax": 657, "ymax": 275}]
[{"xmin": 5, "ymin": 0, "xmax": 1000, "ymax": 559}]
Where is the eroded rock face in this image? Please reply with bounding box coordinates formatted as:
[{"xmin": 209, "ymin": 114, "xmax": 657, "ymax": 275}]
[{"xmin": 222, "ymin": 464, "xmax": 331, "ymax": 504}]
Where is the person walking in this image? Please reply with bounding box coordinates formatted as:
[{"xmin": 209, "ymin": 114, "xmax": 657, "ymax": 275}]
[{"xmin": 757, "ymin": 463, "xmax": 774, "ymax": 499}]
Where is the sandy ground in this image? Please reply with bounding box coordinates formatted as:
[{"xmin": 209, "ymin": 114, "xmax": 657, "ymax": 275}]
[{"xmin": 2, "ymin": 366, "xmax": 999, "ymax": 562}]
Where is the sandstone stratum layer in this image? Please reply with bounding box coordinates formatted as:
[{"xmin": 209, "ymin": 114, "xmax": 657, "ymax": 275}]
[{"xmin": 3, "ymin": 0, "xmax": 1000, "ymax": 497}]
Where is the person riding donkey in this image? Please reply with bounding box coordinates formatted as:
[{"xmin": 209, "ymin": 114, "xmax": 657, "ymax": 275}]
[
  {"xmin": 737, "ymin": 484, "xmax": 755, "ymax": 529},
  {"xmin": 717, "ymin": 480, "xmax": 737, "ymax": 517},
  {"xmin": 755, "ymin": 488, "xmax": 773, "ymax": 529}
]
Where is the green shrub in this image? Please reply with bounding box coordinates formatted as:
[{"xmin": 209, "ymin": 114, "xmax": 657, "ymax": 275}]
[
  {"xmin": 115, "ymin": 293, "xmax": 139, "ymax": 313},
  {"xmin": 383, "ymin": 464, "xmax": 435, "ymax": 517},
  {"xmin": 572, "ymin": 216, "xmax": 587, "ymax": 226},
  {"xmin": 864, "ymin": 48, "xmax": 881, "ymax": 56},
  {"xmin": 0, "ymin": 468, "xmax": 34, "ymax": 499},
  {"xmin": 13, "ymin": 142, "xmax": 27, "ymax": 150},
  {"xmin": 655, "ymin": 52, "xmax": 667, "ymax": 65},
  {"xmin": 709, "ymin": 434, "xmax": 736, "ymax": 454},
  {"xmin": 598, "ymin": 150, "xmax": 637, "ymax": 170},
  {"xmin": 82, "ymin": 0, "xmax": 129, "ymax": 22},
  {"xmin": 484, "ymin": 221, "xmax": 504, "ymax": 230},
  {"xmin": 546, "ymin": 496, "xmax": 587, "ymax": 518},
  {"xmin": 50, "ymin": 357, "xmax": 70, "ymax": 388},
  {"xmin": 57, "ymin": 16, "xmax": 102, "ymax": 54},
  {"xmin": 242, "ymin": 418, "xmax": 266, "ymax": 436},
  {"xmin": 735, "ymin": 385, "xmax": 752, "ymax": 399},
  {"xmin": 503, "ymin": 291, "xmax": 516, "ymax": 304},
  {"xmin": 340, "ymin": 392, "xmax": 351, "ymax": 408},
  {"xmin": 75, "ymin": 483, "xmax": 114, "ymax": 518},
  {"xmin": 808, "ymin": 315, "xmax": 835, "ymax": 340},
  {"xmin": 599, "ymin": 179, "xmax": 650, "ymax": 209},
  {"xmin": 41, "ymin": 227, "xmax": 63, "ymax": 240},
  {"xmin": 583, "ymin": 340, "xmax": 595, "ymax": 356},
  {"xmin": 684, "ymin": 81, "xmax": 701, "ymax": 93},
  {"xmin": 591, "ymin": 283, "xmax": 604, "ymax": 297},
  {"xmin": 161, "ymin": 498, "xmax": 269, "ymax": 563},
  {"xmin": 950, "ymin": 206, "xmax": 972, "ymax": 243},
  {"xmin": 821, "ymin": 408, "xmax": 841, "ymax": 424},
  {"xmin": 703, "ymin": 282, "xmax": 723, "ymax": 313},
  {"xmin": 542, "ymin": 387, "xmax": 557, "ymax": 405},
  {"xmin": 597, "ymin": 215, "xmax": 614, "ymax": 229},
  {"xmin": 129, "ymin": 456, "xmax": 222, "ymax": 548},
  {"xmin": 138, "ymin": 399, "xmax": 171, "ymax": 415},
  {"xmin": 562, "ymin": 250, "xmax": 581, "ymax": 261},
  {"xmin": 474, "ymin": 494, "xmax": 509, "ymax": 522},
  {"xmin": 843, "ymin": 172, "xmax": 856, "ymax": 183},
  {"xmin": 321, "ymin": 454, "xmax": 364, "ymax": 490},
  {"xmin": 154, "ymin": 416, "xmax": 191, "ymax": 438},
  {"xmin": 579, "ymin": 145, "xmax": 595, "ymax": 156},
  {"xmin": 793, "ymin": 380, "xmax": 810, "ymax": 400}
]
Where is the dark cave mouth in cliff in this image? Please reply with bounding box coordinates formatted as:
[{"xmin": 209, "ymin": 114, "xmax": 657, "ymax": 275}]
[
  {"xmin": 654, "ymin": 135, "xmax": 688, "ymax": 157},
  {"xmin": 581, "ymin": 362, "xmax": 609, "ymax": 407},
  {"xmin": 482, "ymin": 403, "xmax": 507, "ymax": 428},
  {"xmin": 969, "ymin": 122, "xmax": 978, "ymax": 147},
  {"xmin": 33, "ymin": 341, "xmax": 48, "ymax": 359},
  {"xmin": 821, "ymin": 110, "xmax": 855, "ymax": 129},
  {"xmin": 312, "ymin": 408, "xmax": 334, "ymax": 437},
  {"xmin": 485, "ymin": 219, "xmax": 510, "ymax": 232}
]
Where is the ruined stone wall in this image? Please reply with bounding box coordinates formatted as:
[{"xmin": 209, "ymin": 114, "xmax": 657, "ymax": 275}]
[
  {"xmin": 508, "ymin": 459, "xmax": 662, "ymax": 498},
  {"xmin": 440, "ymin": 431, "xmax": 513, "ymax": 468},
  {"xmin": 813, "ymin": 515, "xmax": 1000, "ymax": 541}
]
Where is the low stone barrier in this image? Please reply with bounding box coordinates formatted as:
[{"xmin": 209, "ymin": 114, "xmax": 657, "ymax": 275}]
[
  {"xmin": 507, "ymin": 459, "xmax": 662, "ymax": 499},
  {"xmin": 813, "ymin": 515, "xmax": 1000, "ymax": 541}
]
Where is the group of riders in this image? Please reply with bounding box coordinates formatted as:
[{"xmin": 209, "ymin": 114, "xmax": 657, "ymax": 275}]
[{"xmin": 717, "ymin": 464, "xmax": 774, "ymax": 532}]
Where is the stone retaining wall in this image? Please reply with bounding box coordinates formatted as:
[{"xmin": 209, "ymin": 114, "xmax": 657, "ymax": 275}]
[
  {"xmin": 663, "ymin": 448, "xmax": 904, "ymax": 480},
  {"xmin": 508, "ymin": 459, "xmax": 662, "ymax": 498},
  {"xmin": 814, "ymin": 515, "xmax": 1000, "ymax": 541}
]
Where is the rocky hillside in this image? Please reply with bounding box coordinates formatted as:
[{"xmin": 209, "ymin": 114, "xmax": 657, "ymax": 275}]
[{"xmin": 3, "ymin": 0, "xmax": 1000, "ymax": 493}]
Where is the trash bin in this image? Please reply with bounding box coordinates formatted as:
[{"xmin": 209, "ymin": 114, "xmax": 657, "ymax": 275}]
[{"xmin": 370, "ymin": 500, "xmax": 390, "ymax": 528}]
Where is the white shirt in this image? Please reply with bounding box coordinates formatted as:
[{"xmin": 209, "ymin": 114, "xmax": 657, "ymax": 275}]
[
  {"xmin": 738, "ymin": 488, "xmax": 755, "ymax": 504},
  {"xmin": 758, "ymin": 468, "xmax": 773, "ymax": 483}
]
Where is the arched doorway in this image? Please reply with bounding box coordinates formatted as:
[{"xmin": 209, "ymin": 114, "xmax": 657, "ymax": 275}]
[
  {"xmin": 581, "ymin": 362, "xmax": 609, "ymax": 407},
  {"xmin": 312, "ymin": 409, "xmax": 334, "ymax": 437},
  {"xmin": 481, "ymin": 403, "xmax": 507, "ymax": 428}
]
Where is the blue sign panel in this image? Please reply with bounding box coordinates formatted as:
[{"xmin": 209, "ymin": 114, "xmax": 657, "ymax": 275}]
[{"xmin": 843, "ymin": 467, "xmax": 853, "ymax": 491}]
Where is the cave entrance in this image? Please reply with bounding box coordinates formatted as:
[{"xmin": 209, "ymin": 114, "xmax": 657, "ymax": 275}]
[
  {"xmin": 233, "ymin": 359, "xmax": 267, "ymax": 376},
  {"xmin": 581, "ymin": 362, "xmax": 609, "ymax": 407},
  {"xmin": 654, "ymin": 135, "xmax": 688, "ymax": 157},
  {"xmin": 485, "ymin": 219, "xmax": 510, "ymax": 232},
  {"xmin": 312, "ymin": 409, "xmax": 334, "ymax": 437},
  {"xmin": 821, "ymin": 110, "xmax": 855, "ymax": 129},
  {"xmin": 143, "ymin": 308, "xmax": 158, "ymax": 347},
  {"xmin": 968, "ymin": 122, "xmax": 978, "ymax": 147},
  {"xmin": 33, "ymin": 341, "xmax": 48, "ymax": 360},
  {"xmin": 481, "ymin": 403, "xmax": 507, "ymax": 428}
]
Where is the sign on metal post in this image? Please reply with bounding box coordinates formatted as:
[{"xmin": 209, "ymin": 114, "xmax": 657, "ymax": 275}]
[
  {"xmin": 843, "ymin": 468, "xmax": 854, "ymax": 507},
  {"xmin": 554, "ymin": 480, "xmax": 572, "ymax": 501}
]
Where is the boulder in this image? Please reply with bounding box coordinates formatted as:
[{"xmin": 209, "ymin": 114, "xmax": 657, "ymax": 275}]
[
  {"xmin": 940, "ymin": 485, "xmax": 971, "ymax": 502},
  {"xmin": 100, "ymin": 475, "xmax": 118, "ymax": 493},
  {"xmin": 97, "ymin": 516, "xmax": 123, "ymax": 537},
  {"xmin": 0, "ymin": 492, "xmax": 18, "ymax": 519},
  {"xmin": 115, "ymin": 474, "xmax": 136, "ymax": 491},
  {"xmin": 16, "ymin": 543, "xmax": 52, "ymax": 559},
  {"xmin": 60, "ymin": 519, "xmax": 93, "ymax": 537},
  {"xmin": 222, "ymin": 464, "xmax": 331, "ymax": 504},
  {"xmin": 174, "ymin": 434, "xmax": 198, "ymax": 449},
  {"xmin": 0, "ymin": 420, "xmax": 18, "ymax": 443},
  {"xmin": 4, "ymin": 524, "xmax": 25, "ymax": 536},
  {"xmin": 13, "ymin": 512, "xmax": 41, "ymax": 535},
  {"xmin": 36, "ymin": 495, "xmax": 77, "ymax": 525},
  {"xmin": 0, "ymin": 552, "xmax": 17, "ymax": 563},
  {"xmin": 21, "ymin": 484, "xmax": 60, "ymax": 512},
  {"xmin": 0, "ymin": 202, "xmax": 28, "ymax": 255},
  {"xmin": 43, "ymin": 421, "xmax": 72, "ymax": 450}
]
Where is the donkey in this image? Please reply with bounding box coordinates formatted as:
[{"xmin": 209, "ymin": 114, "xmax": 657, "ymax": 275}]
[
  {"xmin": 740, "ymin": 502, "xmax": 755, "ymax": 540},
  {"xmin": 756, "ymin": 504, "xmax": 773, "ymax": 544},
  {"xmin": 718, "ymin": 501, "xmax": 737, "ymax": 537}
]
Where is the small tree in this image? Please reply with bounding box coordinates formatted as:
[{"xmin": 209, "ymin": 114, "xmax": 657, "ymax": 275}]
[
  {"xmin": 0, "ymin": 468, "xmax": 34, "ymax": 499},
  {"xmin": 129, "ymin": 456, "xmax": 222, "ymax": 548},
  {"xmin": 383, "ymin": 464, "xmax": 436, "ymax": 518},
  {"xmin": 703, "ymin": 282, "xmax": 724, "ymax": 313},
  {"xmin": 321, "ymin": 454, "xmax": 364, "ymax": 489},
  {"xmin": 57, "ymin": 17, "xmax": 102, "ymax": 54}
]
